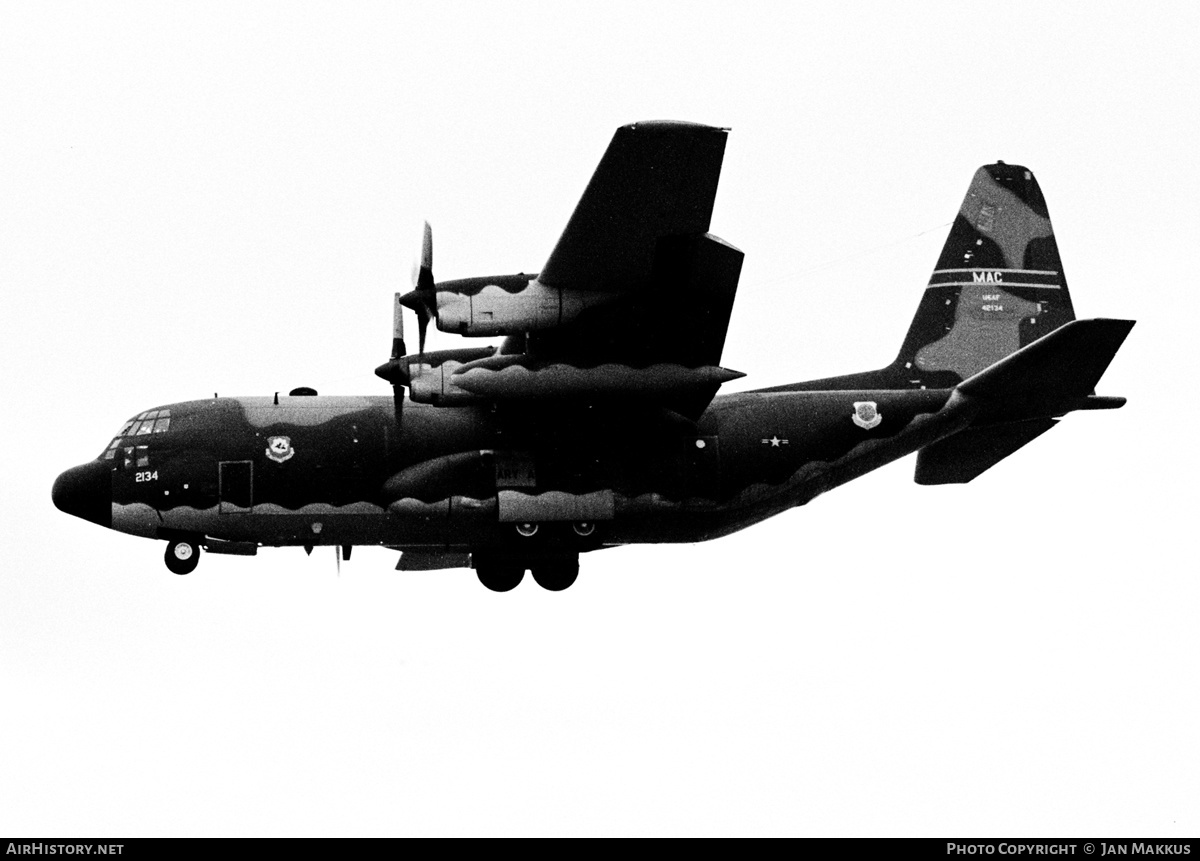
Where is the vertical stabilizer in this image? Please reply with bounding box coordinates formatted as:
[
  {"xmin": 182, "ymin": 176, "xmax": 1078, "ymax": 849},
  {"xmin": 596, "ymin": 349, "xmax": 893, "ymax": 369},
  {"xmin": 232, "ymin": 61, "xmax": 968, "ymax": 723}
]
[
  {"xmin": 896, "ymin": 163, "xmax": 1076, "ymax": 389},
  {"xmin": 763, "ymin": 163, "xmax": 1083, "ymax": 394}
]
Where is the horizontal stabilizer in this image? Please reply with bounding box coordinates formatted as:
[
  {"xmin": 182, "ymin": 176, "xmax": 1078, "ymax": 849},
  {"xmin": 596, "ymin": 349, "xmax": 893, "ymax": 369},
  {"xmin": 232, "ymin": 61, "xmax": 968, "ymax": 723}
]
[
  {"xmin": 956, "ymin": 318, "xmax": 1134, "ymax": 422},
  {"xmin": 915, "ymin": 418, "xmax": 1057, "ymax": 484}
]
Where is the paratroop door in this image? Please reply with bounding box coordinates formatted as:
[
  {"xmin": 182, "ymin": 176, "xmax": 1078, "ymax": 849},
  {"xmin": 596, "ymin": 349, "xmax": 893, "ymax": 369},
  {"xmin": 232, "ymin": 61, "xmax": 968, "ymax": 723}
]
[{"xmin": 219, "ymin": 461, "xmax": 253, "ymax": 513}]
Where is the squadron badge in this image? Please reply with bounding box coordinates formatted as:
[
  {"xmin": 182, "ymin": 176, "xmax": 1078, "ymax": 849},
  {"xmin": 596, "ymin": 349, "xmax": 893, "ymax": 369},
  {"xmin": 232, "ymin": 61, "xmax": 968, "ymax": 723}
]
[
  {"xmin": 266, "ymin": 435, "xmax": 295, "ymax": 463},
  {"xmin": 851, "ymin": 401, "xmax": 882, "ymax": 430}
]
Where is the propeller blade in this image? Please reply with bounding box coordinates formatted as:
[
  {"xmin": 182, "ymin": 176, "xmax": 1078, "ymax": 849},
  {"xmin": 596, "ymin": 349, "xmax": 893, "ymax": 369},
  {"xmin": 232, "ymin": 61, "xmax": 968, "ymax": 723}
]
[
  {"xmin": 392, "ymin": 379, "xmax": 405, "ymax": 428},
  {"xmin": 417, "ymin": 308, "xmax": 429, "ymax": 356},
  {"xmin": 404, "ymin": 221, "xmax": 436, "ymax": 358},
  {"xmin": 395, "ymin": 290, "xmax": 432, "ymax": 357},
  {"xmin": 417, "ymin": 220, "xmax": 434, "ymax": 292},
  {"xmin": 391, "ymin": 292, "xmax": 407, "ymax": 360}
]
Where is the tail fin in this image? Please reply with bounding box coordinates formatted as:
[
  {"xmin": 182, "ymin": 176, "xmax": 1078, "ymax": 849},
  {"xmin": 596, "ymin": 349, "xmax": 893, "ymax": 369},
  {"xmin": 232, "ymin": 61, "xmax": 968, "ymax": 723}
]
[
  {"xmin": 896, "ymin": 163, "xmax": 1077, "ymax": 388},
  {"xmin": 766, "ymin": 163, "xmax": 1086, "ymax": 394}
]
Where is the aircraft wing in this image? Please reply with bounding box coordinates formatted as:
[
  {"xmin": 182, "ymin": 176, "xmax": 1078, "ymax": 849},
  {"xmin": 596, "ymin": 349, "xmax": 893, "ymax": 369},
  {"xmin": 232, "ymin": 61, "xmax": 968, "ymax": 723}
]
[
  {"xmin": 538, "ymin": 120, "xmax": 730, "ymax": 294},
  {"xmin": 526, "ymin": 122, "xmax": 744, "ymax": 391},
  {"xmin": 390, "ymin": 122, "xmax": 745, "ymax": 421}
]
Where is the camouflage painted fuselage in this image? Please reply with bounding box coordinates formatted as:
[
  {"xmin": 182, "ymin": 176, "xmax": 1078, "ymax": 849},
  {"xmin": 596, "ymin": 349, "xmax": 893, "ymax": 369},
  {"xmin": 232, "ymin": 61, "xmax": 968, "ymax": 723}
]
[
  {"xmin": 52, "ymin": 136, "xmax": 1133, "ymax": 583},
  {"xmin": 104, "ymin": 387, "xmax": 961, "ymax": 553}
]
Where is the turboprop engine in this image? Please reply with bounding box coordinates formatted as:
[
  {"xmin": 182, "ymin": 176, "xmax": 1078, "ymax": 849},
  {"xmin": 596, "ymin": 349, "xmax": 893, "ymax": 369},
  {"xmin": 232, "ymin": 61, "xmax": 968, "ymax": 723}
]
[
  {"xmin": 396, "ymin": 223, "xmax": 616, "ymax": 341},
  {"xmin": 432, "ymin": 274, "xmax": 614, "ymax": 336}
]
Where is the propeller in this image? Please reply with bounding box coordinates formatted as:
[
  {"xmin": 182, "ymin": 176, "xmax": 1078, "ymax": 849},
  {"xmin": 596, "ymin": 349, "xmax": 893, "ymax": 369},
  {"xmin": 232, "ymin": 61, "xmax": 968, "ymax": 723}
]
[
  {"xmin": 376, "ymin": 222, "xmax": 435, "ymax": 433},
  {"xmin": 389, "ymin": 292, "xmax": 408, "ymax": 426},
  {"xmin": 373, "ymin": 291, "xmax": 411, "ymax": 428},
  {"xmin": 398, "ymin": 221, "xmax": 436, "ymax": 356}
]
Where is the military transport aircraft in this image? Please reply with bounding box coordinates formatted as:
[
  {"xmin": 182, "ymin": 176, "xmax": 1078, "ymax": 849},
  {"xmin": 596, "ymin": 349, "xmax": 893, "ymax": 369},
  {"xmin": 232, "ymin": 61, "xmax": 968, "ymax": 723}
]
[{"xmin": 52, "ymin": 121, "xmax": 1133, "ymax": 591}]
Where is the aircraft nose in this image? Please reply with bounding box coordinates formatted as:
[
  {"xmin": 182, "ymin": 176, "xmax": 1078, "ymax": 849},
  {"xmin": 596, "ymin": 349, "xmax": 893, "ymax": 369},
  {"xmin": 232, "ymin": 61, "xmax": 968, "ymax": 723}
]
[{"xmin": 52, "ymin": 461, "xmax": 112, "ymax": 529}]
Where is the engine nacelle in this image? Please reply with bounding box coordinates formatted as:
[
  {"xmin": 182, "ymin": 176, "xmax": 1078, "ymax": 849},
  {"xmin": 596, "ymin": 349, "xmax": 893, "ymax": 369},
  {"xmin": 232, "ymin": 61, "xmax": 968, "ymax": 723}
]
[{"xmin": 434, "ymin": 274, "xmax": 614, "ymax": 336}]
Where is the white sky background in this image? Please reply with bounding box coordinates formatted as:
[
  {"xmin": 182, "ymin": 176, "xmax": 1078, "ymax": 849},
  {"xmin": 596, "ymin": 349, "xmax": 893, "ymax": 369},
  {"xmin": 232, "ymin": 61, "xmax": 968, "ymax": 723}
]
[{"xmin": 1, "ymin": 1, "xmax": 1196, "ymax": 837}]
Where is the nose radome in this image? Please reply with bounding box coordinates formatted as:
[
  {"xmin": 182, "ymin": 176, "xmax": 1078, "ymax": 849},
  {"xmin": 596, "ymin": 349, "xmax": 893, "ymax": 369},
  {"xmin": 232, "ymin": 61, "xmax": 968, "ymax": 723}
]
[{"xmin": 52, "ymin": 461, "xmax": 112, "ymax": 529}]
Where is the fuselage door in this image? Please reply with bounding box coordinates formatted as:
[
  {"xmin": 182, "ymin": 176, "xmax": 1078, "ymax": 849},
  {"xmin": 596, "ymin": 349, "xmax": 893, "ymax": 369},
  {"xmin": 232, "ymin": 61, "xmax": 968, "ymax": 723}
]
[{"xmin": 219, "ymin": 461, "xmax": 253, "ymax": 513}]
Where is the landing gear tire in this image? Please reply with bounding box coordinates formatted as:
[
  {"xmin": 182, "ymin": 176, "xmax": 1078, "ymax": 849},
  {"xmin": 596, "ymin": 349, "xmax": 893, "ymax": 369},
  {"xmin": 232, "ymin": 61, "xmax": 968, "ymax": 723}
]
[
  {"xmin": 476, "ymin": 562, "xmax": 525, "ymax": 592},
  {"xmin": 165, "ymin": 539, "xmax": 200, "ymax": 575},
  {"xmin": 532, "ymin": 559, "xmax": 579, "ymax": 592}
]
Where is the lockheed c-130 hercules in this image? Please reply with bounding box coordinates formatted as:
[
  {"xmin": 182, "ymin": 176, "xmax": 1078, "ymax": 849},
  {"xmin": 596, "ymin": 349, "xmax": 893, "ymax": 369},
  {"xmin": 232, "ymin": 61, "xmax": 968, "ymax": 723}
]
[{"xmin": 52, "ymin": 121, "xmax": 1133, "ymax": 591}]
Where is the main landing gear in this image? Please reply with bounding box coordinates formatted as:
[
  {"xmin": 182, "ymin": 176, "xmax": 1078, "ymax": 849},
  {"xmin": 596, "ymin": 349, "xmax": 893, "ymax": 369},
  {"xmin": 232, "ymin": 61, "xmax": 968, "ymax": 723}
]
[
  {"xmin": 475, "ymin": 561, "xmax": 526, "ymax": 592},
  {"xmin": 530, "ymin": 559, "xmax": 578, "ymax": 591},
  {"xmin": 164, "ymin": 538, "xmax": 200, "ymax": 575},
  {"xmin": 472, "ymin": 520, "xmax": 594, "ymax": 591},
  {"xmin": 474, "ymin": 554, "xmax": 581, "ymax": 593}
]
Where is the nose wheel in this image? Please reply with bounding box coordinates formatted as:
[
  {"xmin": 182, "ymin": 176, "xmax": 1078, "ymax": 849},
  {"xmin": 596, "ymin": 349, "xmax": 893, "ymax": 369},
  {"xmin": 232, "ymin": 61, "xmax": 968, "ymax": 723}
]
[{"xmin": 164, "ymin": 539, "xmax": 200, "ymax": 575}]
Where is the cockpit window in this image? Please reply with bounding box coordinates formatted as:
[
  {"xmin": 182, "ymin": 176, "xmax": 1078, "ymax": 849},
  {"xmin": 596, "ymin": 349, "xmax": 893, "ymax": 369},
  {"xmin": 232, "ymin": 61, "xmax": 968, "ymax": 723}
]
[
  {"xmin": 117, "ymin": 445, "xmax": 150, "ymax": 469},
  {"xmin": 114, "ymin": 410, "xmax": 170, "ymax": 439},
  {"xmin": 104, "ymin": 410, "xmax": 172, "ymax": 457}
]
